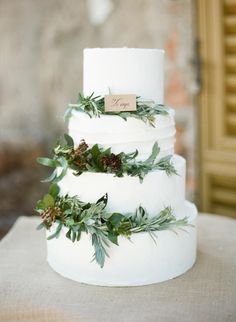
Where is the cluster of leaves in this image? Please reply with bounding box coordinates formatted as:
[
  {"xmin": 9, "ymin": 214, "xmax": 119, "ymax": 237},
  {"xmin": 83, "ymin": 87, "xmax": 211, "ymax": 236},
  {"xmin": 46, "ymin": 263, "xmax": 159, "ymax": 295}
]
[
  {"xmin": 36, "ymin": 185, "xmax": 191, "ymax": 268},
  {"xmin": 37, "ymin": 134, "xmax": 178, "ymax": 183},
  {"xmin": 64, "ymin": 92, "xmax": 169, "ymax": 127}
]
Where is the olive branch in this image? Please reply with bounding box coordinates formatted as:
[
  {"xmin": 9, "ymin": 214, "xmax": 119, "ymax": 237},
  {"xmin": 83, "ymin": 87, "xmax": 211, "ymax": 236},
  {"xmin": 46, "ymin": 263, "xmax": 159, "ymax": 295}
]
[
  {"xmin": 64, "ymin": 92, "xmax": 170, "ymax": 127},
  {"xmin": 37, "ymin": 134, "xmax": 178, "ymax": 184},
  {"xmin": 36, "ymin": 185, "xmax": 191, "ymax": 268}
]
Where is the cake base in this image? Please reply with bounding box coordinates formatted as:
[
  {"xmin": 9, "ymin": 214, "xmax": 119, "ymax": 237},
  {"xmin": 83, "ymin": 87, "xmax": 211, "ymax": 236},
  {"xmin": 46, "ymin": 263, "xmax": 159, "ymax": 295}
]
[{"xmin": 46, "ymin": 201, "xmax": 197, "ymax": 286}]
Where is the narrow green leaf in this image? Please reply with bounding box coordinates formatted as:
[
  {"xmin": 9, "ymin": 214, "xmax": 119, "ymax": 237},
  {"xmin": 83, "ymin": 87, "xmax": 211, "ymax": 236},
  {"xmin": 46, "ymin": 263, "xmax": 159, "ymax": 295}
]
[
  {"xmin": 54, "ymin": 166, "xmax": 67, "ymax": 183},
  {"xmin": 36, "ymin": 222, "xmax": 45, "ymax": 230},
  {"xmin": 66, "ymin": 229, "xmax": 72, "ymax": 240},
  {"xmin": 64, "ymin": 107, "xmax": 73, "ymax": 121},
  {"xmin": 37, "ymin": 157, "xmax": 58, "ymax": 168},
  {"xmin": 96, "ymin": 193, "xmax": 108, "ymax": 207},
  {"xmin": 77, "ymin": 230, "xmax": 81, "ymax": 241},
  {"xmin": 47, "ymin": 223, "xmax": 62, "ymax": 240},
  {"xmin": 71, "ymin": 230, "xmax": 76, "ymax": 242},
  {"xmin": 41, "ymin": 169, "xmax": 57, "ymax": 183},
  {"xmin": 91, "ymin": 234, "xmax": 107, "ymax": 268},
  {"xmin": 64, "ymin": 134, "xmax": 74, "ymax": 148},
  {"xmin": 144, "ymin": 142, "xmax": 160, "ymax": 164}
]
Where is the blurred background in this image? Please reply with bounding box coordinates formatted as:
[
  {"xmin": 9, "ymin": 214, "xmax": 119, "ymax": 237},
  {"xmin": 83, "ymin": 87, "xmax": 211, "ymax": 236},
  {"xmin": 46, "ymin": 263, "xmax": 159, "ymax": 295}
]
[{"xmin": 0, "ymin": 0, "xmax": 235, "ymax": 238}]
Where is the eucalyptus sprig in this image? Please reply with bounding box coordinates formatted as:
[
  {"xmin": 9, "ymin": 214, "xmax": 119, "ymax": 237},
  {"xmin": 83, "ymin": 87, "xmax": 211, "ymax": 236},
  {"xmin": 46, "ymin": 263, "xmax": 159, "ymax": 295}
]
[
  {"xmin": 36, "ymin": 185, "xmax": 191, "ymax": 268},
  {"xmin": 37, "ymin": 134, "xmax": 177, "ymax": 183},
  {"xmin": 64, "ymin": 92, "xmax": 170, "ymax": 127}
]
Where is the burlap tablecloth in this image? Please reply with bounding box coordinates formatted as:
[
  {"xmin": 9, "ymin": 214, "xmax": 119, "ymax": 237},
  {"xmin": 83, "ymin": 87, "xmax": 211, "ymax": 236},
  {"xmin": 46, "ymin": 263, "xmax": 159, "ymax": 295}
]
[{"xmin": 0, "ymin": 214, "xmax": 235, "ymax": 322}]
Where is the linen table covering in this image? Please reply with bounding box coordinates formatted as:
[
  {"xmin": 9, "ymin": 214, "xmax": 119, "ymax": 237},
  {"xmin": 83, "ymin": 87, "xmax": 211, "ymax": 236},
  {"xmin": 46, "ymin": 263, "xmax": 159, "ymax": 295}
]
[{"xmin": 0, "ymin": 214, "xmax": 235, "ymax": 322}]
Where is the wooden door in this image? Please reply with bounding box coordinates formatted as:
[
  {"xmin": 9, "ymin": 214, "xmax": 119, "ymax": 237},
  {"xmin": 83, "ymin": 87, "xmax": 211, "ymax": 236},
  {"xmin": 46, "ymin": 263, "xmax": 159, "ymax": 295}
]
[{"xmin": 198, "ymin": 0, "xmax": 236, "ymax": 217}]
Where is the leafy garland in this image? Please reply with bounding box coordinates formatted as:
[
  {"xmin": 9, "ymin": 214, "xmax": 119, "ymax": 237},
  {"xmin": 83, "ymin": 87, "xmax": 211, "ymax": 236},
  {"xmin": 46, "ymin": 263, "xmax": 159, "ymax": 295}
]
[
  {"xmin": 36, "ymin": 184, "xmax": 190, "ymax": 268},
  {"xmin": 64, "ymin": 92, "xmax": 170, "ymax": 127},
  {"xmin": 37, "ymin": 134, "xmax": 178, "ymax": 183}
]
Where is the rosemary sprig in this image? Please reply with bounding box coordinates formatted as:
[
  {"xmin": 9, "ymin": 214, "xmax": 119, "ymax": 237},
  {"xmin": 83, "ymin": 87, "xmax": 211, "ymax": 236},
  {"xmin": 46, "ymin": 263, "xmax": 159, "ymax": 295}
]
[
  {"xmin": 36, "ymin": 185, "xmax": 191, "ymax": 268},
  {"xmin": 64, "ymin": 92, "xmax": 170, "ymax": 127},
  {"xmin": 37, "ymin": 134, "xmax": 177, "ymax": 183}
]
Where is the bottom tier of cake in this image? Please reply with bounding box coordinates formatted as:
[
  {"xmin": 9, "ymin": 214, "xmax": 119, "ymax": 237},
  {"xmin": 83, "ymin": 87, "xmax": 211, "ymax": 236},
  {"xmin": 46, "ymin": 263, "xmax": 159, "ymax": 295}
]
[{"xmin": 46, "ymin": 201, "xmax": 197, "ymax": 286}]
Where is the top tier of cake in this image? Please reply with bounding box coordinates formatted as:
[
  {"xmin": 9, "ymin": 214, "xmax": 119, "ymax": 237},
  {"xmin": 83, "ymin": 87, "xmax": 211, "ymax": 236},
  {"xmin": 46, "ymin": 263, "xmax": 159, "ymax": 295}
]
[
  {"xmin": 68, "ymin": 48, "xmax": 175, "ymax": 160},
  {"xmin": 83, "ymin": 48, "xmax": 164, "ymax": 103}
]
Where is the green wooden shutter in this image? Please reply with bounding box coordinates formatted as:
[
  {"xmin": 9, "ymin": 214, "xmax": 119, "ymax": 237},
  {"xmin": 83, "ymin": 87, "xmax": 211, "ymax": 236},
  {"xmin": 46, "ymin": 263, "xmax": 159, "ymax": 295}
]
[{"xmin": 198, "ymin": 0, "xmax": 236, "ymax": 217}]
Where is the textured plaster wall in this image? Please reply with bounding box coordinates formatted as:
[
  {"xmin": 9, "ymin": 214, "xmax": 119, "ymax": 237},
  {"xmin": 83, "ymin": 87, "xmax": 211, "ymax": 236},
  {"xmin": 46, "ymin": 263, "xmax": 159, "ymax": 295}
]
[{"xmin": 0, "ymin": 0, "xmax": 197, "ymax": 202}]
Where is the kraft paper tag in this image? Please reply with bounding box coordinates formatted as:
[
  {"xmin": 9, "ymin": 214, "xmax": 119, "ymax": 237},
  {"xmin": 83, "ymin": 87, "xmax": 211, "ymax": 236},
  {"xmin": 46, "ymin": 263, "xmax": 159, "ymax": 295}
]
[{"xmin": 104, "ymin": 94, "xmax": 137, "ymax": 112}]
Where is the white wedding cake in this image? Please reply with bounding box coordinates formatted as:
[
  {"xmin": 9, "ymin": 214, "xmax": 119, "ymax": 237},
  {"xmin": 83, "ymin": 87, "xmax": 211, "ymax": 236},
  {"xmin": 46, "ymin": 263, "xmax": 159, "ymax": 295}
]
[{"xmin": 36, "ymin": 48, "xmax": 197, "ymax": 286}]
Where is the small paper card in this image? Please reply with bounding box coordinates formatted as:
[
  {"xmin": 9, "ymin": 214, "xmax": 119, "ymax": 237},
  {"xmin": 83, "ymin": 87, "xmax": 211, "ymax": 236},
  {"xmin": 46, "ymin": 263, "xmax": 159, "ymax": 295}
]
[{"xmin": 104, "ymin": 94, "xmax": 137, "ymax": 112}]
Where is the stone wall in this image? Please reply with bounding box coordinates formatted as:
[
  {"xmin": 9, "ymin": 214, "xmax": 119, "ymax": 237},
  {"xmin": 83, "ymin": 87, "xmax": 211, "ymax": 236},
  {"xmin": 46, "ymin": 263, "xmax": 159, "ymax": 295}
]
[
  {"xmin": 0, "ymin": 0, "xmax": 196, "ymax": 237},
  {"xmin": 0, "ymin": 0, "xmax": 195, "ymax": 142}
]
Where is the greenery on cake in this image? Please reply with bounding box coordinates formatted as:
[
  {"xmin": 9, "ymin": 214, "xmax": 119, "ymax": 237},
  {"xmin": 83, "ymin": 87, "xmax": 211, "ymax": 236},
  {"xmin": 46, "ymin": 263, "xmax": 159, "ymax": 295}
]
[
  {"xmin": 37, "ymin": 134, "xmax": 177, "ymax": 183},
  {"xmin": 64, "ymin": 92, "xmax": 170, "ymax": 127},
  {"xmin": 36, "ymin": 184, "xmax": 190, "ymax": 268}
]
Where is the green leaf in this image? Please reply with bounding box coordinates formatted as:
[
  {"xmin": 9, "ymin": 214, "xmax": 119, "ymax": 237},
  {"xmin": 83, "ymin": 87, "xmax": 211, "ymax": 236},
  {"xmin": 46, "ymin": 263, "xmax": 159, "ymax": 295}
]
[
  {"xmin": 64, "ymin": 107, "xmax": 73, "ymax": 121},
  {"xmin": 35, "ymin": 200, "xmax": 46, "ymax": 211},
  {"xmin": 47, "ymin": 223, "xmax": 63, "ymax": 240},
  {"xmin": 57, "ymin": 156, "xmax": 67, "ymax": 168},
  {"xmin": 66, "ymin": 229, "xmax": 71, "ymax": 240},
  {"xmin": 125, "ymin": 149, "xmax": 138, "ymax": 160},
  {"xmin": 109, "ymin": 213, "xmax": 124, "ymax": 228},
  {"xmin": 42, "ymin": 194, "xmax": 55, "ymax": 208},
  {"xmin": 155, "ymin": 155, "xmax": 178, "ymax": 176},
  {"xmin": 36, "ymin": 222, "xmax": 46, "ymax": 230},
  {"xmin": 102, "ymin": 147, "xmax": 111, "ymax": 156},
  {"xmin": 50, "ymin": 157, "xmax": 68, "ymax": 183},
  {"xmin": 91, "ymin": 234, "xmax": 108, "ymax": 268},
  {"xmin": 71, "ymin": 230, "xmax": 76, "ymax": 242},
  {"xmin": 90, "ymin": 144, "xmax": 101, "ymax": 159},
  {"xmin": 66, "ymin": 218, "xmax": 75, "ymax": 226},
  {"xmin": 96, "ymin": 194, "xmax": 108, "ymax": 207},
  {"xmin": 64, "ymin": 134, "xmax": 74, "ymax": 148},
  {"xmin": 37, "ymin": 157, "xmax": 58, "ymax": 168},
  {"xmin": 49, "ymin": 184, "xmax": 60, "ymax": 198},
  {"xmin": 41, "ymin": 169, "xmax": 57, "ymax": 183},
  {"xmin": 54, "ymin": 166, "xmax": 67, "ymax": 183},
  {"xmin": 107, "ymin": 232, "xmax": 118, "ymax": 245},
  {"xmin": 144, "ymin": 142, "xmax": 160, "ymax": 164},
  {"xmin": 64, "ymin": 208, "xmax": 73, "ymax": 215},
  {"xmin": 76, "ymin": 230, "xmax": 81, "ymax": 241}
]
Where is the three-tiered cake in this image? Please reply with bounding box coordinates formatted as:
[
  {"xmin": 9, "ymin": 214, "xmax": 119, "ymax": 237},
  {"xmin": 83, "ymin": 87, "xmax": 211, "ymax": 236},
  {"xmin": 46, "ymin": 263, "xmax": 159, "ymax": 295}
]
[{"xmin": 36, "ymin": 48, "xmax": 197, "ymax": 286}]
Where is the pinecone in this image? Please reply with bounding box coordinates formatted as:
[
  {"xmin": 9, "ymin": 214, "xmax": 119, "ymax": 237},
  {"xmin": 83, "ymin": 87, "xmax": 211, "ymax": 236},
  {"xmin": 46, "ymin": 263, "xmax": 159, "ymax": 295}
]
[
  {"xmin": 73, "ymin": 140, "xmax": 88, "ymax": 156},
  {"xmin": 41, "ymin": 207, "xmax": 61, "ymax": 227},
  {"xmin": 71, "ymin": 140, "xmax": 88, "ymax": 168},
  {"xmin": 101, "ymin": 154, "xmax": 122, "ymax": 172}
]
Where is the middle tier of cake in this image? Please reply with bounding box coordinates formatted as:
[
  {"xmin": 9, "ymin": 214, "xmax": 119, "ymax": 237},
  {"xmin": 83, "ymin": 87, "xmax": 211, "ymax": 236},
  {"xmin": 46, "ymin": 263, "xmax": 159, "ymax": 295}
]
[
  {"xmin": 58, "ymin": 154, "xmax": 185, "ymax": 218},
  {"xmin": 68, "ymin": 110, "xmax": 176, "ymax": 161}
]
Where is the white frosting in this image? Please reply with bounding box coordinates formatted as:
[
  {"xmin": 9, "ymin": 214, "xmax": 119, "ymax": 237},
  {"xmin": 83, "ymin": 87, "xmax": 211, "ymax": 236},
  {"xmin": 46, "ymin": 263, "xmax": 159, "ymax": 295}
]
[
  {"xmin": 83, "ymin": 48, "xmax": 164, "ymax": 103},
  {"xmin": 58, "ymin": 155, "xmax": 185, "ymax": 218},
  {"xmin": 69, "ymin": 109, "xmax": 175, "ymax": 161},
  {"xmin": 46, "ymin": 201, "xmax": 197, "ymax": 286}
]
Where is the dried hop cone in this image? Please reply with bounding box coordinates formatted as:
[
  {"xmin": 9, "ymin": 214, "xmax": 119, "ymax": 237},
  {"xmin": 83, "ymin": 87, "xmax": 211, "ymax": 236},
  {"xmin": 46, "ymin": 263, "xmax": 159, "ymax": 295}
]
[
  {"xmin": 41, "ymin": 207, "xmax": 61, "ymax": 227},
  {"xmin": 101, "ymin": 154, "xmax": 122, "ymax": 171}
]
